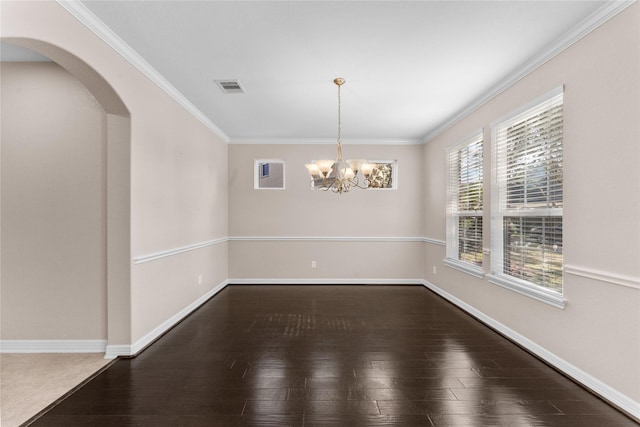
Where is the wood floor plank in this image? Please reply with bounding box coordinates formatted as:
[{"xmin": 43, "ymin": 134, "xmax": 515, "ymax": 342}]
[{"xmin": 27, "ymin": 285, "xmax": 637, "ymax": 426}]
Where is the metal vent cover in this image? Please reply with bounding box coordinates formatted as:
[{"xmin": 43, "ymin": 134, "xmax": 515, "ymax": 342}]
[{"xmin": 215, "ymin": 80, "xmax": 245, "ymax": 94}]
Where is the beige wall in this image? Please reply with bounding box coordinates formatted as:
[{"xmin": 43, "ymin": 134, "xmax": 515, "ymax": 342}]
[
  {"xmin": 423, "ymin": 3, "xmax": 640, "ymax": 404},
  {"xmin": 229, "ymin": 143, "xmax": 425, "ymax": 281},
  {"xmin": 1, "ymin": 0, "xmax": 638, "ymax": 415},
  {"xmin": 129, "ymin": 108, "xmax": 229, "ymax": 340},
  {"xmin": 1, "ymin": 1, "xmax": 229, "ymax": 347},
  {"xmin": 1, "ymin": 62, "xmax": 107, "ymax": 340}
]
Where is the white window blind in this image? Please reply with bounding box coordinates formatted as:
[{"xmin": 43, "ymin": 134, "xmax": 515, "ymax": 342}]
[
  {"xmin": 491, "ymin": 87, "xmax": 564, "ymax": 298},
  {"xmin": 446, "ymin": 132, "xmax": 483, "ymax": 273}
]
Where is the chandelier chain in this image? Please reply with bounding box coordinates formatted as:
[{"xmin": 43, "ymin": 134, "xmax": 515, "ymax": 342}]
[
  {"xmin": 337, "ymin": 83, "xmax": 341, "ymax": 144},
  {"xmin": 337, "ymin": 82, "xmax": 343, "ymax": 159}
]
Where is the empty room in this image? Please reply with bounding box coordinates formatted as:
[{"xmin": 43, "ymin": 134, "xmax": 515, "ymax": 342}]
[{"xmin": 1, "ymin": 1, "xmax": 638, "ymax": 426}]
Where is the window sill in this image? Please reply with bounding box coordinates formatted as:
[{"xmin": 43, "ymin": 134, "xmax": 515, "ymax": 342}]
[
  {"xmin": 443, "ymin": 258, "xmax": 485, "ymax": 279},
  {"xmin": 487, "ymin": 273, "xmax": 566, "ymax": 309}
]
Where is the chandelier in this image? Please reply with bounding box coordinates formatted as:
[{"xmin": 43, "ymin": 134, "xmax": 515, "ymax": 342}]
[{"xmin": 305, "ymin": 78, "xmax": 375, "ymax": 193}]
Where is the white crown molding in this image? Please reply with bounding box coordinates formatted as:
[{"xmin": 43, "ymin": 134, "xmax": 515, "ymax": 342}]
[
  {"xmin": 133, "ymin": 238, "xmax": 228, "ymax": 264},
  {"xmin": 564, "ymin": 264, "xmax": 640, "ymax": 290},
  {"xmin": 229, "ymin": 138, "xmax": 423, "ymax": 145},
  {"xmin": 57, "ymin": 0, "xmax": 634, "ymax": 148},
  {"xmin": 422, "ymin": 0, "xmax": 637, "ymax": 143},
  {"xmin": 56, "ymin": 0, "xmax": 230, "ymax": 143},
  {"xmin": 106, "ymin": 280, "xmax": 229, "ymax": 358},
  {"xmin": 422, "ymin": 280, "xmax": 640, "ymax": 420},
  {"xmin": 0, "ymin": 339, "xmax": 107, "ymax": 353}
]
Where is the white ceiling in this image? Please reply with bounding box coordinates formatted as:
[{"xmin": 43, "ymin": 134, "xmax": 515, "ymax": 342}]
[{"xmin": 13, "ymin": 1, "xmax": 625, "ymax": 144}]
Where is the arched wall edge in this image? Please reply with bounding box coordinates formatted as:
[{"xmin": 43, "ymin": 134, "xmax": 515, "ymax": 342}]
[{"xmin": 1, "ymin": 36, "xmax": 133, "ymax": 352}]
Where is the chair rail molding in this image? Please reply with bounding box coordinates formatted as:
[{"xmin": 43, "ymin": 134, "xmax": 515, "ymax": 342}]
[
  {"xmin": 564, "ymin": 264, "xmax": 640, "ymax": 290},
  {"xmin": 133, "ymin": 237, "xmax": 228, "ymax": 264},
  {"xmin": 424, "ymin": 237, "xmax": 446, "ymax": 246}
]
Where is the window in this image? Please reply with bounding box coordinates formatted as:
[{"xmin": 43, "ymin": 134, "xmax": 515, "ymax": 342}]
[
  {"xmin": 260, "ymin": 163, "xmax": 270, "ymax": 178},
  {"xmin": 310, "ymin": 160, "xmax": 398, "ymax": 190},
  {"xmin": 254, "ymin": 159, "xmax": 285, "ymax": 189},
  {"xmin": 490, "ymin": 87, "xmax": 564, "ymax": 307},
  {"xmin": 445, "ymin": 132, "xmax": 484, "ymax": 277}
]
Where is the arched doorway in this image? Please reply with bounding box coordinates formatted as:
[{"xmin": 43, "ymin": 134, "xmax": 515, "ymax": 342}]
[{"xmin": 1, "ymin": 38, "xmax": 131, "ymax": 354}]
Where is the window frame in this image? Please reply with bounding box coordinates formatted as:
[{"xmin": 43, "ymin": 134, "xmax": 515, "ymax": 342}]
[
  {"xmin": 488, "ymin": 86, "xmax": 566, "ymax": 309},
  {"xmin": 254, "ymin": 159, "xmax": 285, "ymax": 190},
  {"xmin": 445, "ymin": 131, "xmax": 485, "ymax": 278}
]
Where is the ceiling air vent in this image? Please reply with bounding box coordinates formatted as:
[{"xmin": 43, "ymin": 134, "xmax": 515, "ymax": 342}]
[{"xmin": 215, "ymin": 80, "xmax": 245, "ymax": 94}]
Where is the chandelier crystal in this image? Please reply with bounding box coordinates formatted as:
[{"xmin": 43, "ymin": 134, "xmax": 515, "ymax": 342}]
[{"xmin": 305, "ymin": 78, "xmax": 374, "ymax": 193}]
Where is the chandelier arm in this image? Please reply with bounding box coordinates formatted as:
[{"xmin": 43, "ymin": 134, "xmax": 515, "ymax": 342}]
[
  {"xmin": 351, "ymin": 182, "xmax": 368, "ymax": 190},
  {"xmin": 347, "ymin": 175, "xmax": 369, "ymax": 190}
]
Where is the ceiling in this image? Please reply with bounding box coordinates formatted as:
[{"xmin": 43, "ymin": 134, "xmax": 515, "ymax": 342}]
[{"xmin": 4, "ymin": 1, "xmax": 622, "ymax": 144}]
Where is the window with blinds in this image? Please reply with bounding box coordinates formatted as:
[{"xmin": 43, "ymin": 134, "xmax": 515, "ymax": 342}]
[
  {"xmin": 491, "ymin": 87, "xmax": 563, "ymax": 297},
  {"xmin": 446, "ymin": 132, "xmax": 483, "ymax": 275}
]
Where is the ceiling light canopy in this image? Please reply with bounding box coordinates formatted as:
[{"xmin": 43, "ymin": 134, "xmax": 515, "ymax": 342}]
[{"xmin": 305, "ymin": 78, "xmax": 376, "ymax": 194}]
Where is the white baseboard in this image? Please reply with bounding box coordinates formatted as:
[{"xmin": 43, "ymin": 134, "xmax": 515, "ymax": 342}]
[
  {"xmin": 104, "ymin": 345, "xmax": 131, "ymax": 359},
  {"xmin": 228, "ymin": 278, "xmax": 425, "ymax": 285},
  {"xmin": 105, "ymin": 280, "xmax": 230, "ymax": 359},
  {"xmin": 422, "ymin": 280, "xmax": 640, "ymax": 420},
  {"xmin": 0, "ymin": 339, "xmax": 107, "ymax": 353},
  {"xmin": 35, "ymin": 279, "xmax": 635, "ymax": 419}
]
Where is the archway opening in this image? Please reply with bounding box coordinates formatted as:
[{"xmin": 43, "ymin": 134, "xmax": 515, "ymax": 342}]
[{"xmin": 1, "ymin": 38, "xmax": 131, "ymax": 354}]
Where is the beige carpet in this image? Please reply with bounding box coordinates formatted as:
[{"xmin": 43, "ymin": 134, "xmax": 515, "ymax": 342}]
[{"xmin": 1, "ymin": 353, "xmax": 112, "ymax": 427}]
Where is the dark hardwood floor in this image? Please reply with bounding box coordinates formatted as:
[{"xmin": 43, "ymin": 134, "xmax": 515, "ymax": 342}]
[{"xmin": 28, "ymin": 285, "xmax": 637, "ymax": 426}]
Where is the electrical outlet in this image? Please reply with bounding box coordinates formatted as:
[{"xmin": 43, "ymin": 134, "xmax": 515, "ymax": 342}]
[
  {"xmin": 433, "ymin": 266, "xmax": 437, "ymax": 275},
  {"xmin": 311, "ymin": 261, "xmax": 317, "ymax": 269},
  {"xmin": 198, "ymin": 274, "xmax": 203, "ymax": 285}
]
